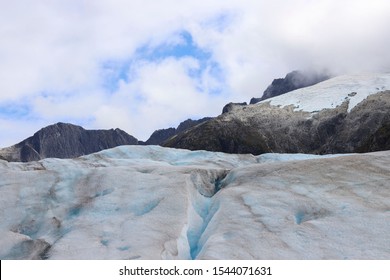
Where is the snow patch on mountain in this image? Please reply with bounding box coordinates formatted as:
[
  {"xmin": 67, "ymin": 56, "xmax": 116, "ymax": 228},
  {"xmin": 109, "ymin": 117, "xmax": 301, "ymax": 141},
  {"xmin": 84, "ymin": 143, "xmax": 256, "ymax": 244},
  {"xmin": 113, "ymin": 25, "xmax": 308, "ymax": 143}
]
[{"xmin": 260, "ymin": 73, "xmax": 390, "ymax": 113}]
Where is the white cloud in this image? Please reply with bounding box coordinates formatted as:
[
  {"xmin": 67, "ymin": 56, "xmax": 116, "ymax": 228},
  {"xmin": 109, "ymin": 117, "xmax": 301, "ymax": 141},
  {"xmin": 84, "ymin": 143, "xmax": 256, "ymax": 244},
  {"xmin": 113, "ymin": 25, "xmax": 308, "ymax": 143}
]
[
  {"xmin": 1, "ymin": 0, "xmax": 390, "ymax": 147},
  {"xmin": 93, "ymin": 56, "xmax": 227, "ymax": 140}
]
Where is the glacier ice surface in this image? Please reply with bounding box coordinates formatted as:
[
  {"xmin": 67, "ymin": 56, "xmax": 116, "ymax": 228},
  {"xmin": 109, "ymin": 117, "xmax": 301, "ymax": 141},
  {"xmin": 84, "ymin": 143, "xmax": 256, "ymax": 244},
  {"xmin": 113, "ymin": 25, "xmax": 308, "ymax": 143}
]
[{"xmin": 0, "ymin": 146, "xmax": 389, "ymax": 259}]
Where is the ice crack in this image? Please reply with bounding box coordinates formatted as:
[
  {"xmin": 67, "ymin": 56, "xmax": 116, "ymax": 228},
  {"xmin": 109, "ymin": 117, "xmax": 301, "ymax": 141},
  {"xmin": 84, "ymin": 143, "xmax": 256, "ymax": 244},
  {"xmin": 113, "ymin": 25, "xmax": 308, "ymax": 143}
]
[{"xmin": 185, "ymin": 169, "xmax": 229, "ymax": 259}]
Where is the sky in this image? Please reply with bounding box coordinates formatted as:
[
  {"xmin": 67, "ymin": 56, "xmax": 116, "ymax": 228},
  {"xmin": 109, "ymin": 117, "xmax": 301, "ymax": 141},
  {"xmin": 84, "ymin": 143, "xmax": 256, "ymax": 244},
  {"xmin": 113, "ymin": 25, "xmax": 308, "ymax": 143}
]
[{"xmin": 1, "ymin": 0, "xmax": 390, "ymax": 147}]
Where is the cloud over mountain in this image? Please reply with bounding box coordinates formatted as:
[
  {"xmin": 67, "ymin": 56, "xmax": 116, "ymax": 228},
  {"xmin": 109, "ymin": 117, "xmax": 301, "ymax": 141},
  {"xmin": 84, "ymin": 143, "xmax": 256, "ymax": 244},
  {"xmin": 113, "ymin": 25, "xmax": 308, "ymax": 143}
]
[{"xmin": 1, "ymin": 0, "xmax": 390, "ymax": 147}]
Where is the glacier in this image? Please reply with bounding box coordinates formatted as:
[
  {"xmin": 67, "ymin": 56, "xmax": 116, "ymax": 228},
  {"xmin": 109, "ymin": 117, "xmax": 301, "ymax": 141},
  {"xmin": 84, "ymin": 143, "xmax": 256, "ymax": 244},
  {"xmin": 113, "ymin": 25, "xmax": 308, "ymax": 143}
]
[
  {"xmin": 0, "ymin": 145, "xmax": 389, "ymax": 259},
  {"xmin": 262, "ymin": 72, "xmax": 390, "ymax": 113}
]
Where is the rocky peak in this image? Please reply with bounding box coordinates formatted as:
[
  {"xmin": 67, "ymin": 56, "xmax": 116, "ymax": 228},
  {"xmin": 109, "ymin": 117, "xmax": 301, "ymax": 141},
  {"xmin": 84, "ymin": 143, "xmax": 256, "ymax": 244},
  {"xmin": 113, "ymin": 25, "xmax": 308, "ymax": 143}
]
[{"xmin": 0, "ymin": 122, "xmax": 138, "ymax": 162}]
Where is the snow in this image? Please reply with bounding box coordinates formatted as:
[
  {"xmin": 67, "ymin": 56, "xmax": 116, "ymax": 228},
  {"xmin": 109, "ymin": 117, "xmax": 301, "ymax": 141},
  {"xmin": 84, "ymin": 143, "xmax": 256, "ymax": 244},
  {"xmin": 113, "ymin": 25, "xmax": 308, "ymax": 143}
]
[
  {"xmin": 0, "ymin": 146, "xmax": 389, "ymax": 259},
  {"xmin": 259, "ymin": 73, "xmax": 390, "ymax": 113}
]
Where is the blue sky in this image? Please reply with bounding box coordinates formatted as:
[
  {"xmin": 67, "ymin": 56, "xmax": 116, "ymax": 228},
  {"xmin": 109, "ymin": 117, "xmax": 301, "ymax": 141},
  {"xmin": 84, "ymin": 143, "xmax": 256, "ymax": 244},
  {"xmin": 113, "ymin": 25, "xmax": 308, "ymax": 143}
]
[
  {"xmin": 1, "ymin": 0, "xmax": 390, "ymax": 147},
  {"xmin": 101, "ymin": 31, "xmax": 223, "ymax": 94},
  {"xmin": 0, "ymin": 103, "xmax": 30, "ymax": 120}
]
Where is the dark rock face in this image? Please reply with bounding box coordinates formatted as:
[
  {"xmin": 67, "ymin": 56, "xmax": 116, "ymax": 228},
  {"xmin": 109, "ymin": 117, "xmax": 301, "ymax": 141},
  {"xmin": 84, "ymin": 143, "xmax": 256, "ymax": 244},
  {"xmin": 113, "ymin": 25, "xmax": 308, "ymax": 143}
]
[
  {"xmin": 1, "ymin": 122, "xmax": 138, "ymax": 162},
  {"xmin": 327, "ymin": 93, "xmax": 390, "ymax": 153},
  {"xmin": 143, "ymin": 128, "xmax": 176, "ymax": 145},
  {"xmin": 144, "ymin": 117, "xmax": 212, "ymax": 145},
  {"xmin": 164, "ymin": 91, "xmax": 390, "ymax": 155},
  {"xmin": 357, "ymin": 123, "xmax": 390, "ymax": 152},
  {"xmin": 250, "ymin": 70, "xmax": 331, "ymax": 104},
  {"xmin": 222, "ymin": 102, "xmax": 247, "ymax": 114},
  {"xmin": 176, "ymin": 118, "xmax": 213, "ymax": 133}
]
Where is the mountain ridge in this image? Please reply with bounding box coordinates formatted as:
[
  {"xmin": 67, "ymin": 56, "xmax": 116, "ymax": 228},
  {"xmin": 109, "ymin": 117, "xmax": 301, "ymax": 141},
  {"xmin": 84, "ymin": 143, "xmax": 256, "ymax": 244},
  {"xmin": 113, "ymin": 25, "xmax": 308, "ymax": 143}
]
[
  {"xmin": 164, "ymin": 73, "xmax": 390, "ymax": 154},
  {"xmin": 2, "ymin": 72, "xmax": 389, "ymax": 162},
  {"xmin": 0, "ymin": 122, "xmax": 138, "ymax": 162}
]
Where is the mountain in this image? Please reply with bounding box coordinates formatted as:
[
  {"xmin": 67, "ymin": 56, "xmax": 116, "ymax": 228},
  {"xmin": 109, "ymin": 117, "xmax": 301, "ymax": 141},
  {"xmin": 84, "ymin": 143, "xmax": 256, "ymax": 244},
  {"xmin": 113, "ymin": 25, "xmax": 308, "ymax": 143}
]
[
  {"xmin": 0, "ymin": 122, "xmax": 138, "ymax": 162},
  {"xmin": 1, "ymin": 72, "xmax": 388, "ymax": 260},
  {"xmin": 250, "ymin": 70, "xmax": 331, "ymax": 104},
  {"xmin": 2, "ymin": 73, "xmax": 389, "ymax": 162},
  {"xmin": 0, "ymin": 117, "xmax": 213, "ymax": 162},
  {"xmin": 143, "ymin": 117, "xmax": 212, "ymax": 145},
  {"xmin": 0, "ymin": 145, "xmax": 389, "ymax": 259},
  {"xmin": 164, "ymin": 73, "xmax": 390, "ymax": 155}
]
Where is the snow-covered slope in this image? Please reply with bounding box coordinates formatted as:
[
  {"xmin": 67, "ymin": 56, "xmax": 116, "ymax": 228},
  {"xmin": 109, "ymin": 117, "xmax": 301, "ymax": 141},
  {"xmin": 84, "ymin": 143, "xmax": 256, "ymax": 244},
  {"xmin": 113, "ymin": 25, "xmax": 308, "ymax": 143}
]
[
  {"xmin": 0, "ymin": 146, "xmax": 389, "ymax": 259},
  {"xmin": 260, "ymin": 73, "xmax": 390, "ymax": 112}
]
